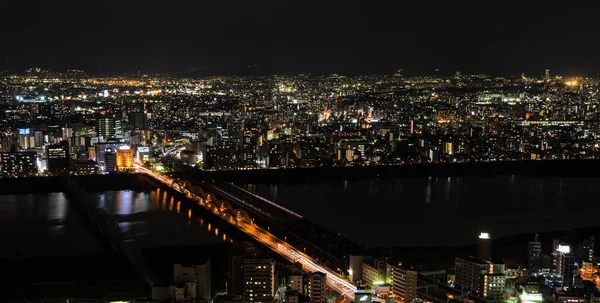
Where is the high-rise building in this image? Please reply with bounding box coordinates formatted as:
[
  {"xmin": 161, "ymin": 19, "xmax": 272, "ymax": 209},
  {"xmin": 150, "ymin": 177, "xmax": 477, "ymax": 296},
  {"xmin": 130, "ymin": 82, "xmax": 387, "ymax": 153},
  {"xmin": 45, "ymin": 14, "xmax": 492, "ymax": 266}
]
[
  {"xmin": 554, "ymin": 244, "xmax": 570, "ymax": 274},
  {"xmin": 18, "ymin": 135, "xmax": 35, "ymax": 149},
  {"xmin": 115, "ymin": 119, "xmax": 123, "ymax": 138},
  {"xmin": 105, "ymin": 148, "xmax": 116, "ymax": 172},
  {"xmin": 129, "ymin": 111, "xmax": 148, "ymax": 129},
  {"xmin": 1, "ymin": 136, "xmax": 18, "ymax": 152},
  {"xmin": 0, "ymin": 151, "xmax": 37, "ymax": 177},
  {"xmin": 243, "ymin": 258, "xmax": 275, "ymax": 303},
  {"xmin": 361, "ymin": 263, "xmax": 379, "ymax": 287},
  {"xmin": 387, "ymin": 263, "xmax": 417, "ymax": 303},
  {"xmin": 34, "ymin": 131, "xmax": 44, "ymax": 147},
  {"xmin": 62, "ymin": 127, "xmax": 74, "ymax": 139},
  {"xmin": 560, "ymin": 251, "xmax": 575, "ymax": 288},
  {"xmin": 528, "ymin": 234, "xmax": 542, "ymax": 273},
  {"xmin": 577, "ymin": 237, "xmax": 594, "ymax": 263},
  {"xmin": 242, "ymin": 126, "xmax": 259, "ymax": 168},
  {"xmin": 478, "ymin": 232, "xmax": 492, "ymax": 261},
  {"xmin": 97, "ymin": 117, "xmax": 116, "ymax": 139},
  {"xmin": 308, "ymin": 272, "xmax": 326, "ymax": 303}
]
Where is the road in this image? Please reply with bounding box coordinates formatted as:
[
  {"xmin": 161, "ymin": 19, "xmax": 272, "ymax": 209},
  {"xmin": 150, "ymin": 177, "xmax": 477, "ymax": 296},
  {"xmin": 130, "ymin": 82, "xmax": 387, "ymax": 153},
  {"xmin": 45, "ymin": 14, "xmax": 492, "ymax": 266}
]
[{"xmin": 134, "ymin": 164, "xmax": 367, "ymax": 302}]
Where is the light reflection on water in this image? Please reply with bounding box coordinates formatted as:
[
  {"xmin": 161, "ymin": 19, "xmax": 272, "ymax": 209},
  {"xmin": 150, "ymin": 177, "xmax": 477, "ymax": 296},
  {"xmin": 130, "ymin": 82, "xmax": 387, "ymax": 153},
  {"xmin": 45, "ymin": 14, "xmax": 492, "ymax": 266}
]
[
  {"xmin": 98, "ymin": 189, "xmax": 232, "ymax": 247},
  {"xmin": 1, "ymin": 189, "xmax": 233, "ymax": 257}
]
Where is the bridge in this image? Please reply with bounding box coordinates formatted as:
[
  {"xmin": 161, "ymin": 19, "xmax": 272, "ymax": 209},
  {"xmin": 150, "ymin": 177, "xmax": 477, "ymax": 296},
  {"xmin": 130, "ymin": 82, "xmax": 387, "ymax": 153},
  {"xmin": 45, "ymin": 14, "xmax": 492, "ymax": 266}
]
[
  {"xmin": 171, "ymin": 167, "xmax": 370, "ymax": 261},
  {"xmin": 134, "ymin": 163, "xmax": 369, "ymax": 302}
]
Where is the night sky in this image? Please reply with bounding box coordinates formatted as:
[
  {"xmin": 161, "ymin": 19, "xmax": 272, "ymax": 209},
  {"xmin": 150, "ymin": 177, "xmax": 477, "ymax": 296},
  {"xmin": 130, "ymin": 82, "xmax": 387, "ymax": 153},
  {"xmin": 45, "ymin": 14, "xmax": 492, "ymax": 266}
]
[{"xmin": 1, "ymin": 0, "xmax": 599, "ymax": 76}]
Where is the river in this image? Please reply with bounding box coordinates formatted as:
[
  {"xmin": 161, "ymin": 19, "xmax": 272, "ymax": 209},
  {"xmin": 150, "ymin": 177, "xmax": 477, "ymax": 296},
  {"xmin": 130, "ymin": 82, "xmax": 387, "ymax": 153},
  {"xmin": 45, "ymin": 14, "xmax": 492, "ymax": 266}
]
[
  {"xmin": 0, "ymin": 188, "xmax": 230, "ymax": 258},
  {"xmin": 243, "ymin": 176, "xmax": 600, "ymax": 247},
  {"xmin": 3, "ymin": 176, "xmax": 599, "ymax": 256}
]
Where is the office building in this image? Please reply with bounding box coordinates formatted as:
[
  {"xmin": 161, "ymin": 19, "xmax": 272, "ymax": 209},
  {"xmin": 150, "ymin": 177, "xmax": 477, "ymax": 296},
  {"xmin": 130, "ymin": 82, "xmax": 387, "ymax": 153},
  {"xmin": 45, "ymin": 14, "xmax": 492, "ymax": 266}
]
[
  {"xmin": 561, "ymin": 252, "xmax": 575, "ymax": 288},
  {"xmin": 129, "ymin": 111, "xmax": 148, "ymax": 129},
  {"xmin": 174, "ymin": 260, "xmax": 211, "ymax": 300},
  {"xmin": 95, "ymin": 140, "xmax": 121, "ymax": 171},
  {"xmin": 136, "ymin": 146, "xmax": 152, "ymax": 163},
  {"xmin": 75, "ymin": 161, "xmax": 99, "ymax": 175},
  {"xmin": 34, "ymin": 131, "xmax": 44, "ymax": 147},
  {"xmin": 308, "ymin": 272, "xmax": 326, "ymax": 303},
  {"xmin": 478, "ymin": 232, "xmax": 492, "ymax": 261},
  {"xmin": 97, "ymin": 116, "xmax": 116, "ymax": 139},
  {"xmin": 46, "ymin": 141, "xmax": 70, "ymax": 174},
  {"xmin": 577, "ymin": 237, "xmax": 594, "ymax": 263},
  {"xmin": 105, "ymin": 148, "xmax": 116, "ymax": 172},
  {"xmin": 528, "ymin": 234, "xmax": 542, "ymax": 273},
  {"xmin": 454, "ymin": 257, "xmax": 490, "ymax": 296},
  {"xmin": 482, "ymin": 273, "xmax": 506, "ymax": 301},
  {"xmin": 62, "ymin": 127, "xmax": 74, "ymax": 139},
  {"xmin": 554, "ymin": 244, "xmax": 571, "ymax": 277},
  {"xmin": 243, "ymin": 258, "xmax": 275, "ymax": 303},
  {"xmin": 116, "ymin": 145, "xmax": 134, "ymax": 170},
  {"xmin": 242, "ymin": 126, "xmax": 259, "ymax": 168},
  {"xmin": 1, "ymin": 136, "xmax": 18, "ymax": 152},
  {"xmin": 0, "ymin": 151, "xmax": 37, "ymax": 177}
]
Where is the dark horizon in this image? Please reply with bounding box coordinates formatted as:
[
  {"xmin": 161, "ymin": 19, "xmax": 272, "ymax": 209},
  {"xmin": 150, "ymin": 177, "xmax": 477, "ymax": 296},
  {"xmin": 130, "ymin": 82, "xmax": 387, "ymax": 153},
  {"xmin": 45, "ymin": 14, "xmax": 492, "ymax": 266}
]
[{"xmin": 1, "ymin": 0, "xmax": 599, "ymax": 77}]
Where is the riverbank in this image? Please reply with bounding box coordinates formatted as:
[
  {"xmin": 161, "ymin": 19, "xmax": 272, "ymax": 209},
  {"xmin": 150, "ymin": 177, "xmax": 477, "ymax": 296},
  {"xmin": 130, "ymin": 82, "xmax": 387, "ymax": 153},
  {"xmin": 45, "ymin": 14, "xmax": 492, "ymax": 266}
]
[
  {"xmin": 388, "ymin": 225, "xmax": 600, "ymax": 270},
  {"xmin": 180, "ymin": 159, "xmax": 600, "ymax": 184},
  {"xmin": 0, "ymin": 173, "xmax": 156, "ymax": 194}
]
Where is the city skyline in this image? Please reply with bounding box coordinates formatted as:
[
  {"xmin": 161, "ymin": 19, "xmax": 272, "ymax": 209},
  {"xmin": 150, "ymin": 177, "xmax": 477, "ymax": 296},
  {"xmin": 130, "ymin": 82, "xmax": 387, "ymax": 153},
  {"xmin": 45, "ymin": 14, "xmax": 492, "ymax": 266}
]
[{"xmin": 3, "ymin": 1, "xmax": 600, "ymax": 302}]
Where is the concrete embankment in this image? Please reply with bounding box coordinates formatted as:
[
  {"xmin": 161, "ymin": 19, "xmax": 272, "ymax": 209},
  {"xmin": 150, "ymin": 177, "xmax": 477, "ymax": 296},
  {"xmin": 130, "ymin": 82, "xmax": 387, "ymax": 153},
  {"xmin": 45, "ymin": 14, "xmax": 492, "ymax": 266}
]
[
  {"xmin": 176, "ymin": 159, "xmax": 600, "ymax": 184},
  {"xmin": 0, "ymin": 173, "xmax": 157, "ymax": 194}
]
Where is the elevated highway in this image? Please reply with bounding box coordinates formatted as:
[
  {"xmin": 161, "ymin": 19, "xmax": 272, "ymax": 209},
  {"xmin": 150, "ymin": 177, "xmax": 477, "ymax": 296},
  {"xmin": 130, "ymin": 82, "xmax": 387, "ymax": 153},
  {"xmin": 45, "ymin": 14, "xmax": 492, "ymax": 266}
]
[{"xmin": 134, "ymin": 163, "xmax": 370, "ymax": 302}]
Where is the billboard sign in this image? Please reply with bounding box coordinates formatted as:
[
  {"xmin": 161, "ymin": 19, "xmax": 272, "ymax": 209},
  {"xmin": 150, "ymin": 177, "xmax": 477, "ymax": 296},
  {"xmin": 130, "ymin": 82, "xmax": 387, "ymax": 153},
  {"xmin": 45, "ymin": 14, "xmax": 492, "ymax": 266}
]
[
  {"xmin": 138, "ymin": 147, "xmax": 150, "ymax": 153},
  {"xmin": 354, "ymin": 291, "xmax": 372, "ymax": 303},
  {"xmin": 18, "ymin": 128, "xmax": 31, "ymax": 135}
]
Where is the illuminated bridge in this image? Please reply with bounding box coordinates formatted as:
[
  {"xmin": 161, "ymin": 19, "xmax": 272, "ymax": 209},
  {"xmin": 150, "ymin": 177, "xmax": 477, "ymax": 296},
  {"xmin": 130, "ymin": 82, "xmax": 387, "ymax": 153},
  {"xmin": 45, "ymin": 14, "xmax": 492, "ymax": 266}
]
[{"xmin": 134, "ymin": 163, "xmax": 372, "ymax": 302}]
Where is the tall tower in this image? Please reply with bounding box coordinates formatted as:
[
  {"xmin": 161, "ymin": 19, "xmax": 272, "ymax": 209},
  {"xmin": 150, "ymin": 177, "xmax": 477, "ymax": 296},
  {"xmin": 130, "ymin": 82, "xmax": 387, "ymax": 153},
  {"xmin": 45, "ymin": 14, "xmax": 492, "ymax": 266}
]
[
  {"xmin": 528, "ymin": 234, "xmax": 542, "ymax": 273},
  {"xmin": 478, "ymin": 232, "xmax": 492, "ymax": 261},
  {"xmin": 545, "ymin": 69, "xmax": 550, "ymax": 80}
]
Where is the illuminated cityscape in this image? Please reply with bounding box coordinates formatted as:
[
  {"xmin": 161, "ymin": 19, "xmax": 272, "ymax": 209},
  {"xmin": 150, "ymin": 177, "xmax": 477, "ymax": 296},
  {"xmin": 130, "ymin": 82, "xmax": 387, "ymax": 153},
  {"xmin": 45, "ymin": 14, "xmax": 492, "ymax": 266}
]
[
  {"xmin": 1, "ymin": 69, "xmax": 600, "ymax": 176},
  {"xmin": 2, "ymin": 1, "xmax": 600, "ymax": 303},
  {"xmin": 1, "ymin": 67, "xmax": 599, "ymax": 303}
]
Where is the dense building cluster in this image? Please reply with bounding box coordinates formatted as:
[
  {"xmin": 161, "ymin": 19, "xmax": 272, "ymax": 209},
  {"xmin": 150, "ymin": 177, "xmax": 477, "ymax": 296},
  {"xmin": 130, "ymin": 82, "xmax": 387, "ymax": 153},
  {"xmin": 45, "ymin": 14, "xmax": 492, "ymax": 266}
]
[{"xmin": 0, "ymin": 68, "xmax": 599, "ymax": 175}]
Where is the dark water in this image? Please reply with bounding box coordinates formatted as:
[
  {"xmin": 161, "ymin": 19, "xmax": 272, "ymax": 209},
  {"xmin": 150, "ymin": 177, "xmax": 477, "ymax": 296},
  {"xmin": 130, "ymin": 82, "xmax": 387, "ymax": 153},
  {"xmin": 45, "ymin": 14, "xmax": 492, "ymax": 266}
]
[
  {"xmin": 244, "ymin": 176, "xmax": 600, "ymax": 247},
  {"xmin": 1, "ymin": 188, "xmax": 230, "ymax": 258}
]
